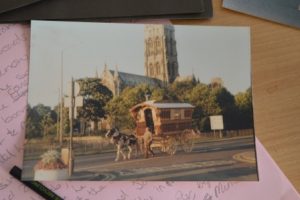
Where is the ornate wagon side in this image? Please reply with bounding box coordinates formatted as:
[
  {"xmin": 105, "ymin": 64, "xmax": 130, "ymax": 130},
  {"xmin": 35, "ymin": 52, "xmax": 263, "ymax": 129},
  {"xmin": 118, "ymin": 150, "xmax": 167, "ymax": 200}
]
[{"xmin": 130, "ymin": 100, "xmax": 196, "ymax": 155}]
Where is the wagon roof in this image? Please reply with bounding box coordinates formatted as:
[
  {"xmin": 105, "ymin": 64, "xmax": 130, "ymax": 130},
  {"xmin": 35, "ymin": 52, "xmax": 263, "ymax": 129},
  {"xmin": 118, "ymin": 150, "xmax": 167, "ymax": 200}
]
[{"xmin": 130, "ymin": 100, "xmax": 194, "ymax": 113}]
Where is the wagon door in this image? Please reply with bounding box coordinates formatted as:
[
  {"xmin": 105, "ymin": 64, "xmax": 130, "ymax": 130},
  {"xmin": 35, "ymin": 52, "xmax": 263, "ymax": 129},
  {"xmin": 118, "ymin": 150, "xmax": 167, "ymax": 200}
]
[{"xmin": 144, "ymin": 108, "xmax": 154, "ymax": 133}]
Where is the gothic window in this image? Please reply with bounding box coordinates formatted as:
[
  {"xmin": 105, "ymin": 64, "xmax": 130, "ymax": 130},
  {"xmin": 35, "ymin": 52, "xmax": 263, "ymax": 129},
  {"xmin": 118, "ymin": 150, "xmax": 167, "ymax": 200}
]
[
  {"xmin": 155, "ymin": 37, "xmax": 160, "ymax": 47},
  {"xmin": 148, "ymin": 38, "xmax": 153, "ymax": 55},
  {"xmin": 156, "ymin": 37, "xmax": 161, "ymax": 55},
  {"xmin": 151, "ymin": 67, "xmax": 154, "ymax": 76},
  {"xmin": 149, "ymin": 63, "xmax": 153, "ymax": 76},
  {"xmin": 156, "ymin": 63, "xmax": 160, "ymax": 75}
]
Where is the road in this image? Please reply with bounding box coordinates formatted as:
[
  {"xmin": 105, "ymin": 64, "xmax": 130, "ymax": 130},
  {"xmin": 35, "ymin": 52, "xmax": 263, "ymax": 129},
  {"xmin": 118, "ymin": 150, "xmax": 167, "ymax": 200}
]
[{"xmin": 23, "ymin": 136, "xmax": 258, "ymax": 181}]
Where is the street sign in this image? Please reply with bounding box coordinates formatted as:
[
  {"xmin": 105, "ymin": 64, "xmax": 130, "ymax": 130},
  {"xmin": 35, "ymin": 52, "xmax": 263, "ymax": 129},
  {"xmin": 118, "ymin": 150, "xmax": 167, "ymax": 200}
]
[
  {"xmin": 75, "ymin": 96, "xmax": 83, "ymax": 107},
  {"xmin": 210, "ymin": 115, "xmax": 224, "ymax": 130},
  {"xmin": 64, "ymin": 97, "xmax": 71, "ymax": 107}
]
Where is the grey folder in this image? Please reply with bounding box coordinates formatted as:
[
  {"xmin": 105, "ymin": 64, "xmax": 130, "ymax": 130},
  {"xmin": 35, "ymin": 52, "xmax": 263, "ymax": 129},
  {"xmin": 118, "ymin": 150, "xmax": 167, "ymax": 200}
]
[{"xmin": 0, "ymin": 0, "xmax": 213, "ymax": 22}]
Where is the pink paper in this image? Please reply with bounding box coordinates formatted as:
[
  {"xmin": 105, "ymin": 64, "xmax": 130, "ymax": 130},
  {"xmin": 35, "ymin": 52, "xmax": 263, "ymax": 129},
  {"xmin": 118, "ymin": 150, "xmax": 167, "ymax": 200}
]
[{"xmin": 1, "ymin": 24, "xmax": 300, "ymax": 200}]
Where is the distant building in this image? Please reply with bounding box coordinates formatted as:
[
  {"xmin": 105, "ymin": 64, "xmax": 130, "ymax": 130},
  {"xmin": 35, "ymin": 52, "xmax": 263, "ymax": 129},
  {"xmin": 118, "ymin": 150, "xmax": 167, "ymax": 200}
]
[
  {"xmin": 144, "ymin": 24, "xmax": 179, "ymax": 84},
  {"xmin": 174, "ymin": 74, "xmax": 196, "ymax": 83},
  {"xmin": 100, "ymin": 65, "xmax": 161, "ymax": 96},
  {"xmin": 99, "ymin": 24, "xmax": 194, "ymax": 96}
]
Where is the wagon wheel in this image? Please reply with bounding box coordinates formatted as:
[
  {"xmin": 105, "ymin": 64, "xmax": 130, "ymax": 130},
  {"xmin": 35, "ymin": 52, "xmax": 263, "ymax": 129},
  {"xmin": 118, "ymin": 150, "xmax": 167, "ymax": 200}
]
[
  {"xmin": 181, "ymin": 129, "xmax": 194, "ymax": 153},
  {"xmin": 165, "ymin": 137, "xmax": 177, "ymax": 156}
]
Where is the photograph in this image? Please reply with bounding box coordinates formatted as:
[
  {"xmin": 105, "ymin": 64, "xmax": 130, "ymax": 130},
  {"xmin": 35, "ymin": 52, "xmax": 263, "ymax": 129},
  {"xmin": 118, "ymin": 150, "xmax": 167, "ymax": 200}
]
[{"xmin": 23, "ymin": 21, "xmax": 258, "ymax": 181}]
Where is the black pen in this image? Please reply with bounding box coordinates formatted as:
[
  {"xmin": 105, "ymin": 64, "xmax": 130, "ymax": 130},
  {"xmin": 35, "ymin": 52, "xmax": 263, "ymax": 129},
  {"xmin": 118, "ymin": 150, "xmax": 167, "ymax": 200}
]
[{"xmin": 9, "ymin": 166, "xmax": 63, "ymax": 200}]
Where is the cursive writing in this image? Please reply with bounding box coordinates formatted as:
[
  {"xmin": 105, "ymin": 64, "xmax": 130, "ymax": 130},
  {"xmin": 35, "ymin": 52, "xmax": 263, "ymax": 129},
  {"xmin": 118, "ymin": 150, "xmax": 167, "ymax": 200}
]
[
  {"xmin": 6, "ymin": 128, "xmax": 18, "ymax": 137},
  {"xmin": 71, "ymin": 185, "xmax": 86, "ymax": 192},
  {"xmin": 0, "ymin": 25, "xmax": 13, "ymax": 37},
  {"xmin": 0, "ymin": 177, "xmax": 13, "ymax": 191},
  {"xmin": 175, "ymin": 191, "xmax": 196, "ymax": 200},
  {"xmin": 214, "ymin": 182, "xmax": 237, "ymax": 198},
  {"xmin": 1, "ymin": 106, "xmax": 26, "ymax": 124},
  {"xmin": 0, "ymin": 56, "xmax": 28, "ymax": 79},
  {"xmin": 0, "ymin": 33, "xmax": 27, "ymax": 56},
  {"xmin": 0, "ymin": 104, "xmax": 8, "ymax": 112},
  {"xmin": 87, "ymin": 186, "xmax": 106, "ymax": 196},
  {"xmin": 0, "ymin": 149, "xmax": 16, "ymax": 164}
]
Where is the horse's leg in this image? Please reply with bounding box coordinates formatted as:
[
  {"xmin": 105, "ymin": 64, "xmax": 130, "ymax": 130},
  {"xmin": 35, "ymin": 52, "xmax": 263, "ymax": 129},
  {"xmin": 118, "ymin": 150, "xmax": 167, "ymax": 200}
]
[
  {"xmin": 120, "ymin": 147, "xmax": 127, "ymax": 160},
  {"xmin": 135, "ymin": 142, "xmax": 139, "ymax": 158},
  {"xmin": 115, "ymin": 145, "xmax": 120, "ymax": 162},
  {"xmin": 128, "ymin": 146, "xmax": 132, "ymax": 160}
]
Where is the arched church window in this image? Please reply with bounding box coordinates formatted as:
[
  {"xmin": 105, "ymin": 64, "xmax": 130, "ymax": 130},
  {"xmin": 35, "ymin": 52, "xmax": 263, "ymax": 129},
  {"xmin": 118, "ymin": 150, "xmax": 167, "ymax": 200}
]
[
  {"xmin": 156, "ymin": 63, "xmax": 160, "ymax": 75},
  {"xmin": 148, "ymin": 38, "xmax": 153, "ymax": 48},
  {"xmin": 155, "ymin": 37, "xmax": 160, "ymax": 47},
  {"xmin": 149, "ymin": 63, "xmax": 153, "ymax": 76}
]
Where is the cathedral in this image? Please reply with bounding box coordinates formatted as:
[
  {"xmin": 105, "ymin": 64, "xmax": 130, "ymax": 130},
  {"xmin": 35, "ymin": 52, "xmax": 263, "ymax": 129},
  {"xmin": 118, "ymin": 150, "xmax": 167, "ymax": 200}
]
[{"xmin": 100, "ymin": 24, "xmax": 194, "ymax": 96}]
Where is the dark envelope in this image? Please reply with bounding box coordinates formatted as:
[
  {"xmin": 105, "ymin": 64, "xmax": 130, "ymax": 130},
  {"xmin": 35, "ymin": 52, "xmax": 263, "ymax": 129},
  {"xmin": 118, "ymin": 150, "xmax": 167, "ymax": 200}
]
[
  {"xmin": 223, "ymin": 0, "xmax": 300, "ymax": 29},
  {"xmin": 0, "ymin": 0, "xmax": 212, "ymax": 22}
]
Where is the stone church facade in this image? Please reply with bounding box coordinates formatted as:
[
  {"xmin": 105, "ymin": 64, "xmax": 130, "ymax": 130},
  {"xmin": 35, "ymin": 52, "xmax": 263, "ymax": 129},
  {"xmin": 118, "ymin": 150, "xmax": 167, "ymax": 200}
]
[
  {"xmin": 100, "ymin": 65, "xmax": 161, "ymax": 96},
  {"xmin": 100, "ymin": 24, "xmax": 191, "ymax": 96}
]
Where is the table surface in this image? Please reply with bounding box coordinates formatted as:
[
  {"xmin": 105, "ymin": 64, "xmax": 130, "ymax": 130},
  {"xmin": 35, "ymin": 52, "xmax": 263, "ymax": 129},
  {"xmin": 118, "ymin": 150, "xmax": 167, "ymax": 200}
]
[{"xmin": 173, "ymin": 0, "xmax": 300, "ymax": 193}]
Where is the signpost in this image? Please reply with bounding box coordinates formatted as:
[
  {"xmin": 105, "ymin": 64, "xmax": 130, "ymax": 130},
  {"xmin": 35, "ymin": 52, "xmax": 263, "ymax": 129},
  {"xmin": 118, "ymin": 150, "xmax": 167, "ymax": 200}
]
[
  {"xmin": 64, "ymin": 78, "xmax": 83, "ymax": 176},
  {"xmin": 209, "ymin": 115, "xmax": 224, "ymax": 138}
]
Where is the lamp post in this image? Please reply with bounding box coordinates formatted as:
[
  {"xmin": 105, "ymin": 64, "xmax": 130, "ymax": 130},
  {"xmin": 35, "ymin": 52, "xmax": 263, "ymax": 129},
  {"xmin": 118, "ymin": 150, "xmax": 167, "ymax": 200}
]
[{"xmin": 145, "ymin": 89, "xmax": 151, "ymax": 101}]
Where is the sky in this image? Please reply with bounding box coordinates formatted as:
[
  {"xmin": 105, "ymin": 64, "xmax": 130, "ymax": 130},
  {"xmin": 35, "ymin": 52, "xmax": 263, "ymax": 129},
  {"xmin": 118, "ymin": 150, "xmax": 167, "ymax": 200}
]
[{"xmin": 29, "ymin": 21, "xmax": 251, "ymax": 108}]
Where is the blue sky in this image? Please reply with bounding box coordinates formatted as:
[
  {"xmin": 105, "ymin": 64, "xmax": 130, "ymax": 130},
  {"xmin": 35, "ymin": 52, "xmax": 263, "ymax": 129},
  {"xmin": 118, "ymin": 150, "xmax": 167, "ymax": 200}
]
[{"xmin": 29, "ymin": 21, "xmax": 251, "ymax": 108}]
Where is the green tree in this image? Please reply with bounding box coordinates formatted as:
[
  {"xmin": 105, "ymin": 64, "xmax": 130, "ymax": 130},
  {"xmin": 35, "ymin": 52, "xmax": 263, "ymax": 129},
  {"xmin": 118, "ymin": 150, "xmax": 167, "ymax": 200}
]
[
  {"xmin": 53, "ymin": 103, "xmax": 70, "ymax": 138},
  {"xmin": 212, "ymin": 87, "xmax": 237, "ymax": 130},
  {"xmin": 40, "ymin": 113, "xmax": 55, "ymax": 137},
  {"xmin": 170, "ymin": 80, "xmax": 196, "ymax": 101},
  {"xmin": 187, "ymin": 83, "xmax": 221, "ymax": 131},
  {"xmin": 26, "ymin": 104, "xmax": 57, "ymax": 139},
  {"xmin": 235, "ymin": 88, "xmax": 253, "ymax": 129},
  {"xmin": 106, "ymin": 84, "xmax": 154, "ymax": 130},
  {"xmin": 76, "ymin": 78, "xmax": 113, "ymax": 133},
  {"xmin": 148, "ymin": 86, "xmax": 177, "ymax": 102},
  {"xmin": 26, "ymin": 105, "xmax": 42, "ymax": 138}
]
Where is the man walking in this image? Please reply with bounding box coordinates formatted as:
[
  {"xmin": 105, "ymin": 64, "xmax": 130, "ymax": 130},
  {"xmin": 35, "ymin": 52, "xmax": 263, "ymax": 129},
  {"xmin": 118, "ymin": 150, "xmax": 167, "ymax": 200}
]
[{"xmin": 143, "ymin": 127, "xmax": 155, "ymax": 158}]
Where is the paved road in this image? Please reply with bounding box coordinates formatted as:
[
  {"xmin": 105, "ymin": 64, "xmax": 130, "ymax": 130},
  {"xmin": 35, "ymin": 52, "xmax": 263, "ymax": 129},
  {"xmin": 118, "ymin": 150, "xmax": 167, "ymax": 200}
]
[{"xmin": 23, "ymin": 136, "xmax": 258, "ymax": 181}]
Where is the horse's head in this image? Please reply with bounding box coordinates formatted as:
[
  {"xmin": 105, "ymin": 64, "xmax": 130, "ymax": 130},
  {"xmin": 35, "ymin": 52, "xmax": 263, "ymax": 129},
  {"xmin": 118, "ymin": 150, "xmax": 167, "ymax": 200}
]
[{"xmin": 105, "ymin": 128, "xmax": 119, "ymax": 138}]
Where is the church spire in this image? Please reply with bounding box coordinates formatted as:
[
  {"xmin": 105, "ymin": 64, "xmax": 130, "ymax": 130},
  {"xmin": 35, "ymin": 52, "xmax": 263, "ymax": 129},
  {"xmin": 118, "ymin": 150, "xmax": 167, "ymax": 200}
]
[
  {"xmin": 104, "ymin": 63, "xmax": 108, "ymax": 71},
  {"xmin": 114, "ymin": 65, "xmax": 119, "ymax": 79},
  {"xmin": 95, "ymin": 68, "xmax": 99, "ymax": 78},
  {"xmin": 114, "ymin": 65, "xmax": 120, "ymax": 96}
]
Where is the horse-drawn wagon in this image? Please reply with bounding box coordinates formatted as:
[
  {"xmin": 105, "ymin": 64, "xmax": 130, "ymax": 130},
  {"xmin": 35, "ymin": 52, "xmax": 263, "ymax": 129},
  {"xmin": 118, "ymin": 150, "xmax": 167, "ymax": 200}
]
[{"xmin": 130, "ymin": 100, "xmax": 196, "ymax": 155}]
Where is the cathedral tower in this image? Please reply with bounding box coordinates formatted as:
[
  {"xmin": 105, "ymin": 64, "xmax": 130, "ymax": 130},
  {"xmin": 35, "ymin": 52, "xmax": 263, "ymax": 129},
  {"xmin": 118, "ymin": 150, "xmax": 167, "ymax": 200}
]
[{"xmin": 144, "ymin": 24, "xmax": 179, "ymax": 83}]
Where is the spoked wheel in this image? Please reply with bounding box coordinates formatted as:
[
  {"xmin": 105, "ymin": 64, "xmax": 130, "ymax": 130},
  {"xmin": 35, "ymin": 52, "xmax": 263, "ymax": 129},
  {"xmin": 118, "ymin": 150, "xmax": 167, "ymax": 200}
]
[
  {"xmin": 165, "ymin": 137, "xmax": 177, "ymax": 156},
  {"xmin": 181, "ymin": 129, "xmax": 194, "ymax": 153}
]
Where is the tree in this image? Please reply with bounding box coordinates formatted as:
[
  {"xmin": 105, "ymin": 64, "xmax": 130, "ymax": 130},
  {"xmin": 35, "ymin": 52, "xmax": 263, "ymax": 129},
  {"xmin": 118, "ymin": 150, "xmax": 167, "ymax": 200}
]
[
  {"xmin": 148, "ymin": 86, "xmax": 177, "ymax": 102},
  {"xmin": 76, "ymin": 78, "xmax": 113, "ymax": 133},
  {"xmin": 212, "ymin": 87, "xmax": 237, "ymax": 130},
  {"xmin": 106, "ymin": 84, "xmax": 155, "ymax": 130},
  {"xmin": 235, "ymin": 88, "xmax": 253, "ymax": 129},
  {"xmin": 40, "ymin": 113, "xmax": 55, "ymax": 137},
  {"xmin": 170, "ymin": 80, "xmax": 196, "ymax": 102},
  {"xmin": 26, "ymin": 105, "xmax": 42, "ymax": 139},
  {"xmin": 53, "ymin": 103, "xmax": 70, "ymax": 137},
  {"xmin": 187, "ymin": 83, "xmax": 221, "ymax": 131},
  {"xmin": 26, "ymin": 104, "xmax": 57, "ymax": 139}
]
